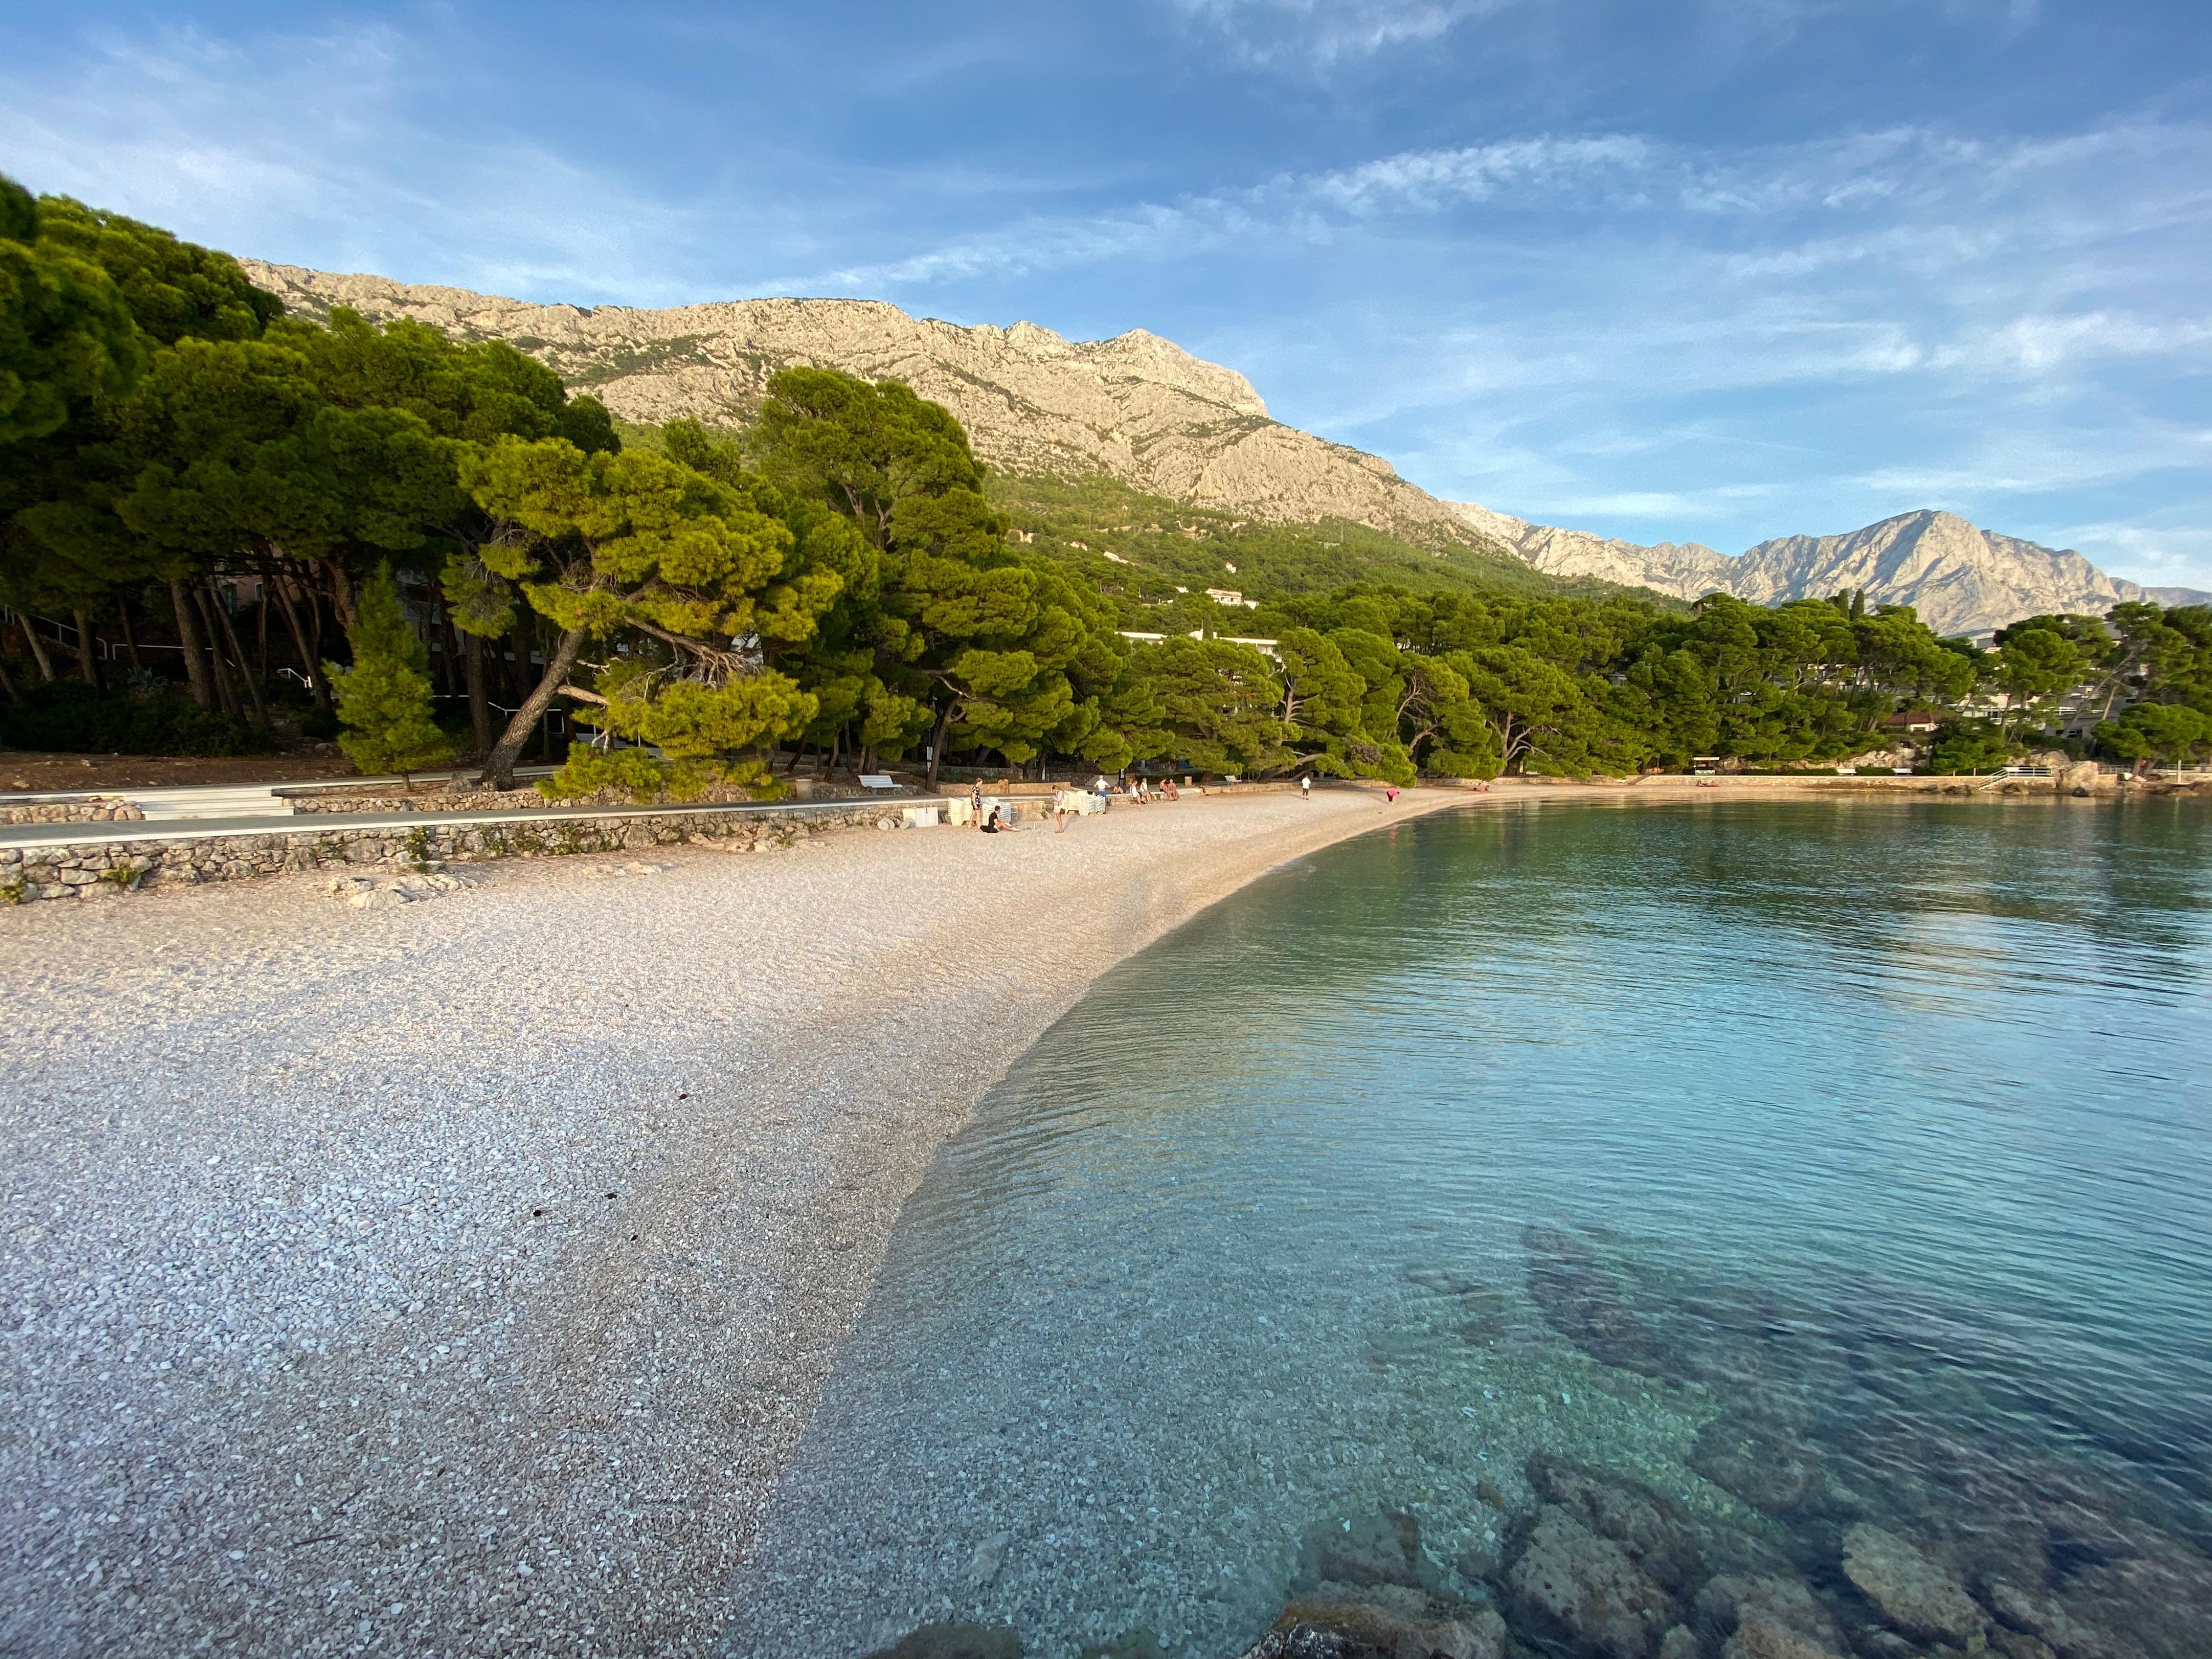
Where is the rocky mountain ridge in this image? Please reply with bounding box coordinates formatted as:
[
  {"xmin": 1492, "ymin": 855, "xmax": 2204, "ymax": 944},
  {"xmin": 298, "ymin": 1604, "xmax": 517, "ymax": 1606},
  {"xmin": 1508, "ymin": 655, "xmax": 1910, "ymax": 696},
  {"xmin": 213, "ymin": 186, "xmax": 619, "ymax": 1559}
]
[
  {"xmin": 241, "ymin": 263, "xmax": 2201, "ymax": 634},
  {"xmin": 241, "ymin": 262, "xmax": 1486, "ymax": 550},
  {"xmin": 1453, "ymin": 503, "xmax": 2209, "ymax": 637}
]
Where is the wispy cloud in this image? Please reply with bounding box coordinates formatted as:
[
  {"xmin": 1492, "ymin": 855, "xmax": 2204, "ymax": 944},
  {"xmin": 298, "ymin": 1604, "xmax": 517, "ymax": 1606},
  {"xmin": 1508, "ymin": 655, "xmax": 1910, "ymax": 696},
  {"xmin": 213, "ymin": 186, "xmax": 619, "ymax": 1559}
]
[
  {"xmin": 1167, "ymin": 0, "xmax": 1517, "ymax": 67},
  {"xmin": 0, "ymin": 24, "xmax": 774, "ymax": 306}
]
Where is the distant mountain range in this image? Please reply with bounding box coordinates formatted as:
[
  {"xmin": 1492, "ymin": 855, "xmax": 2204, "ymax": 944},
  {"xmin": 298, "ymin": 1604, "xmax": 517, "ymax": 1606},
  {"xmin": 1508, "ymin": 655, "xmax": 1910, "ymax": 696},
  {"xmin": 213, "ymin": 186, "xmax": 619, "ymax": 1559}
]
[
  {"xmin": 1451, "ymin": 504, "xmax": 2210, "ymax": 638},
  {"xmin": 244, "ymin": 263, "xmax": 2206, "ymax": 636}
]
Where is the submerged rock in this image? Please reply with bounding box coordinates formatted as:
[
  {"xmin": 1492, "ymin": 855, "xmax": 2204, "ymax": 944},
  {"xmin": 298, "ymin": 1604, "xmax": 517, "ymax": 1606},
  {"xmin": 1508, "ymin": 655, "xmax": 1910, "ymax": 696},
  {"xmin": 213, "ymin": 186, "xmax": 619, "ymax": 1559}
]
[
  {"xmin": 1268, "ymin": 1595, "xmax": 1504, "ymax": 1659},
  {"xmin": 1719, "ymin": 1613, "xmax": 1846, "ymax": 1659},
  {"xmin": 862, "ymin": 1625, "xmax": 1022, "ymax": 1659},
  {"xmin": 1301, "ymin": 1510, "xmax": 1430, "ymax": 1589},
  {"xmin": 1693, "ymin": 1574, "xmax": 1848, "ymax": 1654},
  {"xmin": 1840, "ymin": 1524, "xmax": 1983, "ymax": 1643},
  {"xmin": 1978, "ymin": 1578, "xmax": 2115, "ymax": 1659},
  {"xmin": 1235, "ymin": 1630, "xmax": 1358, "ymax": 1659},
  {"xmin": 1689, "ymin": 1413, "xmax": 1824, "ymax": 1516},
  {"xmin": 1528, "ymin": 1452, "xmax": 1709, "ymax": 1594},
  {"xmin": 1504, "ymin": 1504, "xmax": 1675, "ymax": 1658},
  {"xmin": 2040, "ymin": 1540, "xmax": 2212, "ymax": 1659},
  {"xmin": 1523, "ymin": 1225, "xmax": 1673, "ymax": 1378}
]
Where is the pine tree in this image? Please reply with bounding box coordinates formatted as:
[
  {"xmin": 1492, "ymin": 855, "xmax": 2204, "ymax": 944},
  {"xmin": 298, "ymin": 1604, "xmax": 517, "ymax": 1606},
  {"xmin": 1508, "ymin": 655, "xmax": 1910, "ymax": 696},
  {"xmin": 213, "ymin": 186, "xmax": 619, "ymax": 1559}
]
[{"xmin": 329, "ymin": 563, "xmax": 453, "ymax": 778}]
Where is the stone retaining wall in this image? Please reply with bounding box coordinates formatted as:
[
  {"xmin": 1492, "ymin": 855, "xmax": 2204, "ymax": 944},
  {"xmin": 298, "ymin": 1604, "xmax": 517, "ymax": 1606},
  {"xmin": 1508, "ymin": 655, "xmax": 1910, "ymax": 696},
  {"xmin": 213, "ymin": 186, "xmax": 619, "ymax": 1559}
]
[
  {"xmin": 0, "ymin": 797, "xmax": 144, "ymax": 825},
  {"xmin": 0, "ymin": 803, "xmax": 916, "ymax": 905}
]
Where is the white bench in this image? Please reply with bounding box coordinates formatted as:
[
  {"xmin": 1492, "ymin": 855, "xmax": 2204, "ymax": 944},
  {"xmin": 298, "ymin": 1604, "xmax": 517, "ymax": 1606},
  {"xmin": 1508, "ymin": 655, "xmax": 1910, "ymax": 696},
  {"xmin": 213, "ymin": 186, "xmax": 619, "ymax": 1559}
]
[{"xmin": 859, "ymin": 774, "xmax": 900, "ymax": 791}]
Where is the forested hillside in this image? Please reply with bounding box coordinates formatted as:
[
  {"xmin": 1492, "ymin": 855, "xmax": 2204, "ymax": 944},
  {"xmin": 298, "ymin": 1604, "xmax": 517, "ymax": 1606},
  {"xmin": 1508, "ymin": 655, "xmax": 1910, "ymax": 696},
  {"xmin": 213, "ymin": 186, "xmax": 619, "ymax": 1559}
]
[{"xmin": 5, "ymin": 178, "xmax": 2210, "ymax": 788}]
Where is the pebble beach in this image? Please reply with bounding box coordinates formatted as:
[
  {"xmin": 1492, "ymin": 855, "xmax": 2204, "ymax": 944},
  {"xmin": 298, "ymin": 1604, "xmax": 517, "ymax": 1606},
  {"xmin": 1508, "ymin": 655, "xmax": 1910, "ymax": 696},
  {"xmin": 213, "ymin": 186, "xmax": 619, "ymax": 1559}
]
[{"xmin": 1, "ymin": 785, "xmax": 1477, "ymax": 1658}]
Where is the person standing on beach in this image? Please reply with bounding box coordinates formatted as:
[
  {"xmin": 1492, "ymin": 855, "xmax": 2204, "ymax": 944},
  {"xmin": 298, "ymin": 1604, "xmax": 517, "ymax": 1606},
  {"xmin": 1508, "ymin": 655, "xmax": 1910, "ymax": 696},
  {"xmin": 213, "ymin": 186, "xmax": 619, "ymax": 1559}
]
[
  {"xmin": 1385, "ymin": 787, "xmax": 1399, "ymax": 804},
  {"xmin": 969, "ymin": 780, "xmax": 984, "ymax": 830},
  {"xmin": 1300, "ymin": 774, "xmax": 1312, "ymax": 802}
]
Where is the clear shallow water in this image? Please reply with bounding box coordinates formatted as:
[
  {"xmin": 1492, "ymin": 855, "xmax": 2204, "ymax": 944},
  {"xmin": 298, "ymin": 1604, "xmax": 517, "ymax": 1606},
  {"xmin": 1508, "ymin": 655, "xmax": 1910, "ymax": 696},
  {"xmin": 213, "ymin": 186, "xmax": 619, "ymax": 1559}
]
[{"xmin": 727, "ymin": 798, "xmax": 2212, "ymax": 1658}]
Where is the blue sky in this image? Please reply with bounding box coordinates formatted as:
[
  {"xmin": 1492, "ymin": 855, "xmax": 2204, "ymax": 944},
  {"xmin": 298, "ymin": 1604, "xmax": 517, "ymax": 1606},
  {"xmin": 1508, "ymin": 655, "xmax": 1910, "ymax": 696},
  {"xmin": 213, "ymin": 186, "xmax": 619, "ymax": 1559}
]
[{"xmin": 5, "ymin": 1, "xmax": 2209, "ymax": 586}]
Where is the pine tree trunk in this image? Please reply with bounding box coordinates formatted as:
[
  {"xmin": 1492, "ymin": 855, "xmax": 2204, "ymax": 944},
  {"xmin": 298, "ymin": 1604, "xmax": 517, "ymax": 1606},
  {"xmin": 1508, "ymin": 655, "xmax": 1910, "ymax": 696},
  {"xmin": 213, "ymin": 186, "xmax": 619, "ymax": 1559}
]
[
  {"xmin": 323, "ymin": 560, "xmax": 357, "ymax": 630},
  {"xmin": 464, "ymin": 631, "xmax": 492, "ymax": 757},
  {"xmin": 480, "ymin": 625, "xmax": 583, "ymax": 789},
  {"xmin": 193, "ymin": 583, "xmax": 241, "ymax": 716},
  {"xmin": 17, "ymin": 612, "xmax": 55, "ymax": 682},
  {"xmin": 208, "ymin": 584, "xmax": 268, "ymax": 727},
  {"xmin": 269, "ymin": 575, "xmax": 314, "ymax": 699},
  {"xmin": 118, "ymin": 599, "xmax": 142, "ymax": 673},
  {"xmin": 925, "ymin": 701, "xmax": 953, "ymax": 791},
  {"xmin": 71, "ymin": 610, "xmax": 100, "ymax": 687},
  {"xmin": 169, "ymin": 583, "xmax": 213, "ymax": 707},
  {"xmin": 433, "ymin": 607, "xmax": 458, "ymax": 696},
  {"xmin": 0, "ymin": 649, "xmax": 17, "ymax": 702}
]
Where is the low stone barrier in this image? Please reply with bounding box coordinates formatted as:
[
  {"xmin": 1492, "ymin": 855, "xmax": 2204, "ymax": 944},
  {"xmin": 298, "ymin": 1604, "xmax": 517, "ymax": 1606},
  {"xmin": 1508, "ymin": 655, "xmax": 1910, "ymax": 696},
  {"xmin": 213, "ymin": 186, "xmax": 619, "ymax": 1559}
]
[
  {"xmin": 0, "ymin": 801, "xmax": 930, "ymax": 905},
  {"xmin": 0, "ymin": 797, "xmax": 145, "ymax": 825}
]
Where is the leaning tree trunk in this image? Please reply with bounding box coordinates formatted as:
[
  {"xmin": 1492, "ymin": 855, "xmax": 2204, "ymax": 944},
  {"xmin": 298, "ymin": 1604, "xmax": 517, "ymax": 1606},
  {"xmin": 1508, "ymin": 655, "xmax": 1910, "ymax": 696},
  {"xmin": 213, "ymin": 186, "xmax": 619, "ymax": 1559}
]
[
  {"xmin": 321, "ymin": 559, "xmax": 357, "ymax": 630},
  {"xmin": 168, "ymin": 583, "xmax": 213, "ymax": 707},
  {"xmin": 193, "ymin": 584, "xmax": 241, "ymax": 717},
  {"xmin": 71, "ymin": 610, "xmax": 100, "ymax": 687},
  {"xmin": 463, "ymin": 631, "xmax": 492, "ymax": 758},
  {"xmin": 118, "ymin": 599, "xmax": 143, "ymax": 673},
  {"xmin": 15, "ymin": 612, "xmax": 55, "ymax": 682},
  {"xmin": 268, "ymin": 572, "xmax": 322, "ymax": 705},
  {"xmin": 925, "ymin": 702, "xmax": 955, "ymax": 791},
  {"xmin": 207, "ymin": 584, "xmax": 268, "ymax": 727},
  {"xmin": 479, "ymin": 625, "xmax": 584, "ymax": 789},
  {"xmin": 0, "ymin": 649, "xmax": 17, "ymax": 702}
]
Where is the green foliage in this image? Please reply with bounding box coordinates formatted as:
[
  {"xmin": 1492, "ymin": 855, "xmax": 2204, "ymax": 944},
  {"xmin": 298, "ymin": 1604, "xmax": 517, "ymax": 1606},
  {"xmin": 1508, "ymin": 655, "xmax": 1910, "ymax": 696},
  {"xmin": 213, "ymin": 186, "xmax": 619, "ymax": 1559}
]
[
  {"xmin": 538, "ymin": 742, "xmax": 691, "ymax": 804},
  {"xmin": 0, "ymin": 176, "xmax": 35, "ymax": 244},
  {"xmin": 0, "ymin": 676, "xmax": 272, "ymax": 755},
  {"xmin": 118, "ymin": 338, "xmax": 462, "ymax": 571},
  {"xmin": 2095, "ymin": 703, "xmax": 2211, "ymax": 769},
  {"xmin": 458, "ymin": 436, "xmax": 833, "ymax": 645},
  {"xmin": 0, "ymin": 174, "xmax": 146, "ymax": 444},
  {"xmin": 329, "ymin": 563, "xmax": 454, "ymax": 776},
  {"xmin": 33, "ymin": 196, "xmax": 279, "ymax": 346},
  {"xmin": 1141, "ymin": 636, "xmax": 1291, "ymax": 775},
  {"xmin": 1928, "ymin": 720, "xmax": 2014, "ymax": 775},
  {"xmin": 459, "ymin": 436, "xmax": 831, "ymax": 777}
]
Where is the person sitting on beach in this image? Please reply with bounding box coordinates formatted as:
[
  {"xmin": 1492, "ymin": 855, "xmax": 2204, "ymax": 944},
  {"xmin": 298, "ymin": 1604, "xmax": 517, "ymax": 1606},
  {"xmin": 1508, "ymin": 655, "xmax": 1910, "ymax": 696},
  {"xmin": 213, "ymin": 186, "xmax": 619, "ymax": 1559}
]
[
  {"xmin": 982, "ymin": 805, "xmax": 1011, "ymax": 833},
  {"xmin": 1163, "ymin": 777, "xmax": 1180, "ymax": 802}
]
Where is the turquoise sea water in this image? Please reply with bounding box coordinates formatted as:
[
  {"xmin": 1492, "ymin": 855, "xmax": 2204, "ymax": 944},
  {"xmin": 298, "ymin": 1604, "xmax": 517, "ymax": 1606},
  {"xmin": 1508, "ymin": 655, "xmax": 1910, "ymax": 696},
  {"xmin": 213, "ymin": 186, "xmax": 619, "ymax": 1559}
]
[{"xmin": 728, "ymin": 798, "xmax": 2212, "ymax": 1658}]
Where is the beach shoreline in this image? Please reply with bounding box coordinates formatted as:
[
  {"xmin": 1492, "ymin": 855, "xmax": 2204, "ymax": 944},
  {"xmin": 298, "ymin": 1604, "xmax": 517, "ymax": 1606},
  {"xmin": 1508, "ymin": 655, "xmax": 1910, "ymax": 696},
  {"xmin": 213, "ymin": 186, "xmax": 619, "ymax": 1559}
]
[
  {"xmin": 0, "ymin": 783, "xmax": 1499, "ymax": 1658},
  {"xmin": 0, "ymin": 775, "xmax": 2179, "ymax": 1658}
]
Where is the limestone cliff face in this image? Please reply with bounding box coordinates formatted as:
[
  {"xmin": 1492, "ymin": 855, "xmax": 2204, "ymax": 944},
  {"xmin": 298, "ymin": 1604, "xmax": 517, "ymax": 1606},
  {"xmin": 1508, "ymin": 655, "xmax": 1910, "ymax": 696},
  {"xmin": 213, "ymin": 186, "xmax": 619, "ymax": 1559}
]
[
  {"xmin": 240, "ymin": 262, "xmax": 1480, "ymax": 545},
  {"xmin": 1454, "ymin": 502, "xmax": 2206, "ymax": 636},
  {"xmin": 242, "ymin": 263, "xmax": 2194, "ymax": 630},
  {"xmin": 1452, "ymin": 503, "xmax": 1735, "ymax": 600}
]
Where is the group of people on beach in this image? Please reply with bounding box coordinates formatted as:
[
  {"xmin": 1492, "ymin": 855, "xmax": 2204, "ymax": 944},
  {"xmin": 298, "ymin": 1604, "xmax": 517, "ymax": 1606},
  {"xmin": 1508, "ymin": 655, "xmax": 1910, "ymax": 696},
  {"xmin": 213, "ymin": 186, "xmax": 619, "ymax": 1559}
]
[{"xmin": 964, "ymin": 772, "xmax": 1187, "ymax": 836}]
